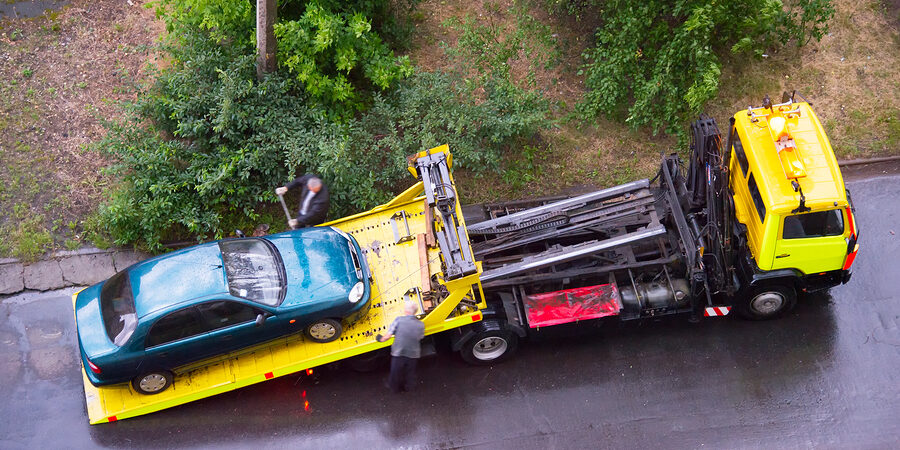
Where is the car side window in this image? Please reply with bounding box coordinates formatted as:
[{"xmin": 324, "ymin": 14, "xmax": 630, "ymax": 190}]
[
  {"xmin": 146, "ymin": 308, "xmax": 207, "ymax": 348},
  {"xmin": 197, "ymin": 301, "xmax": 260, "ymax": 332}
]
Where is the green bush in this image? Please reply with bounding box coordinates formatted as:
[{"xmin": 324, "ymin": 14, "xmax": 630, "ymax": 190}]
[
  {"xmin": 95, "ymin": 34, "xmax": 331, "ymax": 249},
  {"xmin": 95, "ymin": 3, "xmax": 549, "ymax": 250},
  {"xmin": 274, "ymin": 2, "xmax": 413, "ymax": 112},
  {"xmin": 153, "ymin": 0, "xmax": 414, "ymax": 115},
  {"xmin": 577, "ymin": 0, "xmax": 834, "ymax": 135},
  {"xmin": 284, "ymin": 70, "xmax": 550, "ymax": 217}
]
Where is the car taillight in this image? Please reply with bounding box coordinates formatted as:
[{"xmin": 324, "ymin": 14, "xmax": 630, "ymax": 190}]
[{"xmin": 87, "ymin": 359, "xmax": 101, "ymax": 374}]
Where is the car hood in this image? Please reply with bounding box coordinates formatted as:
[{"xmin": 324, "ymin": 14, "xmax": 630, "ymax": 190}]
[
  {"xmin": 74, "ymin": 284, "xmax": 118, "ymax": 358},
  {"xmin": 130, "ymin": 243, "xmax": 228, "ymax": 318},
  {"xmin": 266, "ymin": 228, "xmax": 361, "ymax": 307}
]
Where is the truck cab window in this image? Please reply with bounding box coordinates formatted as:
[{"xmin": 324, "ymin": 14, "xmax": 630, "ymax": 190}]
[
  {"xmin": 733, "ymin": 132, "xmax": 749, "ymax": 176},
  {"xmin": 783, "ymin": 209, "xmax": 844, "ymax": 239},
  {"xmin": 747, "ymin": 173, "xmax": 766, "ymax": 223}
]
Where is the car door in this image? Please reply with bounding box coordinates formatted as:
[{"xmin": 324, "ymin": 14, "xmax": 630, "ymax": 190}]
[
  {"xmin": 196, "ymin": 300, "xmax": 276, "ymax": 354},
  {"xmin": 141, "ymin": 306, "xmax": 216, "ymax": 371}
]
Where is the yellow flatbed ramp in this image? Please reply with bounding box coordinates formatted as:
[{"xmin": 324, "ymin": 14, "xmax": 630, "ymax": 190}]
[{"xmin": 77, "ymin": 147, "xmax": 484, "ymax": 424}]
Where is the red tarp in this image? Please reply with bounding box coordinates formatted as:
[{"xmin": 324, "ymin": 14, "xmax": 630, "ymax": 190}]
[{"xmin": 524, "ymin": 284, "xmax": 621, "ymax": 328}]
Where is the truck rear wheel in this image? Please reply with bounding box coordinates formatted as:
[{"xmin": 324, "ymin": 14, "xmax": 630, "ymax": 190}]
[
  {"xmin": 736, "ymin": 284, "xmax": 797, "ymax": 320},
  {"xmin": 460, "ymin": 323, "xmax": 518, "ymax": 365}
]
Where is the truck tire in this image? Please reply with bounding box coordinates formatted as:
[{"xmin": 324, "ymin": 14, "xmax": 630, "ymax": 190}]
[
  {"xmin": 735, "ymin": 284, "xmax": 797, "ymax": 320},
  {"xmin": 460, "ymin": 323, "xmax": 519, "ymax": 365}
]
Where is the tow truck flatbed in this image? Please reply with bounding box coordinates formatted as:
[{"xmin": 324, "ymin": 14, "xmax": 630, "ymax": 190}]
[{"xmin": 76, "ymin": 146, "xmax": 484, "ymax": 424}]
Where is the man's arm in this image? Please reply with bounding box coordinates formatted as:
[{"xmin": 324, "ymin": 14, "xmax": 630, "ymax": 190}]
[
  {"xmin": 285, "ymin": 174, "xmax": 312, "ymax": 191},
  {"xmin": 378, "ymin": 318, "xmax": 400, "ymax": 342}
]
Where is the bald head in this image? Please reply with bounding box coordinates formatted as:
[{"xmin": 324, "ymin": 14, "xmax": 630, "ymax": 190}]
[{"xmin": 307, "ymin": 177, "xmax": 322, "ymax": 193}]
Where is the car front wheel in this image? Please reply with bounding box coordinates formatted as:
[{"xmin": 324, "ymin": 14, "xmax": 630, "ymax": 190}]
[
  {"xmin": 305, "ymin": 318, "xmax": 342, "ymax": 343},
  {"xmin": 132, "ymin": 370, "xmax": 173, "ymax": 395}
]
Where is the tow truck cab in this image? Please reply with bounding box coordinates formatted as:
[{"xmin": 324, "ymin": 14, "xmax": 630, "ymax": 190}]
[{"xmin": 728, "ymin": 99, "xmax": 859, "ymax": 290}]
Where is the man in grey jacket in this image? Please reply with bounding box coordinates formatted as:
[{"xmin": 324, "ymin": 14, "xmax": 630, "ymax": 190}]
[{"xmin": 377, "ymin": 301, "xmax": 425, "ymax": 393}]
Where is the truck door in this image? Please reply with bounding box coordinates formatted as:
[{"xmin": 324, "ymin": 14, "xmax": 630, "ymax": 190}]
[{"xmin": 771, "ymin": 208, "xmax": 847, "ymax": 274}]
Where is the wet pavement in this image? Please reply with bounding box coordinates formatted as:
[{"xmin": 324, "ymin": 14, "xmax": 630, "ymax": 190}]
[{"xmin": 1, "ymin": 173, "xmax": 898, "ymax": 449}]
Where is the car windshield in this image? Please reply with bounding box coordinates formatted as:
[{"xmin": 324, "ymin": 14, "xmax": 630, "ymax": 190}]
[
  {"xmin": 99, "ymin": 271, "xmax": 137, "ymax": 346},
  {"xmin": 219, "ymin": 238, "xmax": 286, "ymax": 306}
]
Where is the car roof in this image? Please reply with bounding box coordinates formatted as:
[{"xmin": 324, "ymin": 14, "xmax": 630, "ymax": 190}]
[
  {"xmin": 129, "ymin": 242, "xmax": 228, "ymax": 318},
  {"xmin": 128, "ymin": 228, "xmax": 350, "ymax": 318}
]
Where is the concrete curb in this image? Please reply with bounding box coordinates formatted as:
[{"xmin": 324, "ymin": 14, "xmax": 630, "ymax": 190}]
[
  {"xmin": 0, "ymin": 247, "xmax": 150, "ymax": 297},
  {"xmin": 837, "ymin": 155, "xmax": 900, "ymax": 167}
]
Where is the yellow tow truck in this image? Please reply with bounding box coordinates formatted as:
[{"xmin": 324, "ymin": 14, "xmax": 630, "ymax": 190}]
[{"xmin": 75, "ymin": 93, "xmax": 859, "ymax": 423}]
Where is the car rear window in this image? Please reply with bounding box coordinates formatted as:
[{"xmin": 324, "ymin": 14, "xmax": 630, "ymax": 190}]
[
  {"xmin": 783, "ymin": 209, "xmax": 844, "ymax": 239},
  {"xmin": 99, "ymin": 271, "xmax": 137, "ymax": 346},
  {"xmin": 219, "ymin": 238, "xmax": 286, "ymax": 306}
]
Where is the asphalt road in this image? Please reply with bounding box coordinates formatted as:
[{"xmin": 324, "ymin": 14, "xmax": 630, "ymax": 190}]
[{"xmin": 1, "ymin": 174, "xmax": 898, "ymax": 449}]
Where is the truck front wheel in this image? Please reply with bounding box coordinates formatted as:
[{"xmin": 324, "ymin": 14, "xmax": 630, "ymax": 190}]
[
  {"xmin": 736, "ymin": 284, "xmax": 797, "ymax": 320},
  {"xmin": 460, "ymin": 325, "xmax": 519, "ymax": 365}
]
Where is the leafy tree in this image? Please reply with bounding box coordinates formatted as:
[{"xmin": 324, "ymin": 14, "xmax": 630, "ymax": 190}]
[
  {"xmin": 577, "ymin": 0, "xmax": 834, "ymax": 135},
  {"xmin": 152, "ymin": 0, "xmax": 413, "ymax": 114},
  {"xmin": 95, "ymin": 3, "xmax": 548, "ymax": 250}
]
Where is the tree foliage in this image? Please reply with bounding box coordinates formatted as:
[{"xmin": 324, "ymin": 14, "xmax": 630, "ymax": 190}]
[
  {"xmin": 577, "ymin": 0, "xmax": 834, "ymax": 135},
  {"xmin": 95, "ymin": 1, "xmax": 548, "ymax": 250},
  {"xmin": 153, "ymin": 0, "xmax": 413, "ymax": 114}
]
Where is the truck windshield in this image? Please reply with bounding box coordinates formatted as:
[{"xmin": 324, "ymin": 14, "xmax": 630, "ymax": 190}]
[
  {"xmin": 99, "ymin": 271, "xmax": 137, "ymax": 346},
  {"xmin": 219, "ymin": 239, "xmax": 286, "ymax": 306},
  {"xmin": 783, "ymin": 209, "xmax": 844, "ymax": 239}
]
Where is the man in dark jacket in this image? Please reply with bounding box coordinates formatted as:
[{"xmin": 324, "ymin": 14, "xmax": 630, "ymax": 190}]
[{"xmin": 275, "ymin": 174, "xmax": 330, "ymax": 228}]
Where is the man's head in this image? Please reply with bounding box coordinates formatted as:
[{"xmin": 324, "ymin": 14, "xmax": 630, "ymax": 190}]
[
  {"xmin": 404, "ymin": 300, "xmax": 419, "ymax": 316},
  {"xmin": 307, "ymin": 177, "xmax": 323, "ymax": 193}
]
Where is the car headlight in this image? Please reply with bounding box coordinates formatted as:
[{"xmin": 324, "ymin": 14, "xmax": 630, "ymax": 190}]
[{"xmin": 348, "ymin": 281, "xmax": 365, "ymax": 303}]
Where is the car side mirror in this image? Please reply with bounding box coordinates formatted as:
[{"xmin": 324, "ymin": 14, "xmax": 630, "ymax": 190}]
[{"xmin": 255, "ymin": 313, "xmax": 267, "ymax": 327}]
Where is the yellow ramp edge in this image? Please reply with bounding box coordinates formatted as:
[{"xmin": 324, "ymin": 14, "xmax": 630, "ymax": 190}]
[{"xmin": 77, "ymin": 177, "xmax": 483, "ymax": 424}]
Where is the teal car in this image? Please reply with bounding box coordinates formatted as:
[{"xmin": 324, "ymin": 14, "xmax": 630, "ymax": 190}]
[{"xmin": 74, "ymin": 227, "xmax": 370, "ymax": 395}]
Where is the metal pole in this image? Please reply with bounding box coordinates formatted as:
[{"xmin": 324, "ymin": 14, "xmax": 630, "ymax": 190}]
[{"xmin": 277, "ymin": 194, "xmax": 294, "ymax": 228}]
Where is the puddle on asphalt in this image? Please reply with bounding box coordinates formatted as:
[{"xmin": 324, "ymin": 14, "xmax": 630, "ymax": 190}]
[{"xmin": 0, "ymin": 0, "xmax": 69, "ymax": 19}]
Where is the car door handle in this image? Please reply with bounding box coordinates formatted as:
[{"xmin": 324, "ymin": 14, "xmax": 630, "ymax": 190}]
[
  {"xmin": 221, "ymin": 335, "xmax": 233, "ymax": 341},
  {"xmin": 775, "ymin": 253, "xmax": 790, "ymax": 258}
]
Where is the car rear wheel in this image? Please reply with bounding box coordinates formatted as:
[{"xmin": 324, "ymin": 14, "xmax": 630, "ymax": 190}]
[
  {"xmin": 132, "ymin": 370, "xmax": 173, "ymax": 395},
  {"xmin": 305, "ymin": 318, "xmax": 342, "ymax": 343}
]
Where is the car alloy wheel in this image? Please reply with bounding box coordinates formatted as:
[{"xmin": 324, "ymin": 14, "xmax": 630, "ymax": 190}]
[
  {"xmin": 305, "ymin": 318, "xmax": 342, "ymax": 343},
  {"xmin": 132, "ymin": 370, "xmax": 173, "ymax": 395}
]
